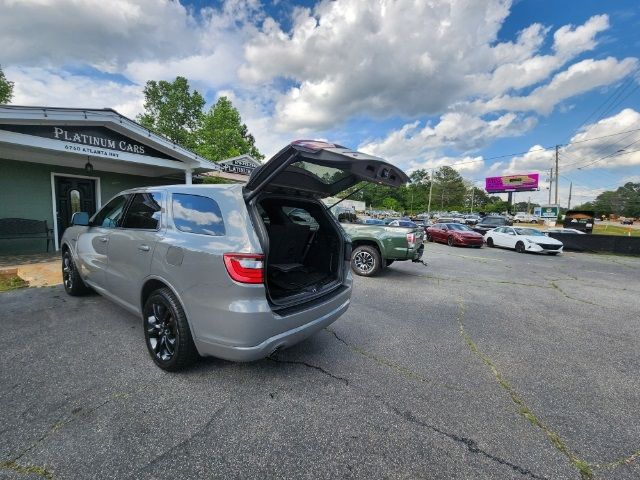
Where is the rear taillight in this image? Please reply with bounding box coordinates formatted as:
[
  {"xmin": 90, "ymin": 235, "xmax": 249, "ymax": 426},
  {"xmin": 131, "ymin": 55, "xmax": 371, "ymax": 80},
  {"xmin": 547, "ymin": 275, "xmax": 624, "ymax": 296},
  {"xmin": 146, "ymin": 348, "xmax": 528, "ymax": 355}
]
[
  {"xmin": 406, "ymin": 232, "xmax": 416, "ymax": 248},
  {"xmin": 223, "ymin": 253, "xmax": 264, "ymax": 284}
]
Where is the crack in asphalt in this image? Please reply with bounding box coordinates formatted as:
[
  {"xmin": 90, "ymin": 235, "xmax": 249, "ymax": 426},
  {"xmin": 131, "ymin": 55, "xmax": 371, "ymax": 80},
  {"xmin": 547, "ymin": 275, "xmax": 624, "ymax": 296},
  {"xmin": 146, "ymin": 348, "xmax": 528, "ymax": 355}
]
[
  {"xmin": 267, "ymin": 356, "xmax": 349, "ymax": 385},
  {"xmin": 270, "ymin": 330, "xmax": 547, "ymax": 478},
  {"xmin": 268, "ymin": 332, "xmax": 546, "ymax": 478},
  {"xmin": 0, "ymin": 391, "xmax": 129, "ymax": 479},
  {"xmin": 455, "ymin": 298, "xmax": 640, "ymax": 478},
  {"xmin": 325, "ymin": 328, "xmax": 463, "ymax": 391},
  {"xmin": 548, "ymin": 281, "xmax": 605, "ymax": 308},
  {"xmin": 135, "ymin": 405, "xmax": 229, "ymax": 475},
  {"xmin": 388, "ymin": 406, "xmax": 548, "ymax": 480}
]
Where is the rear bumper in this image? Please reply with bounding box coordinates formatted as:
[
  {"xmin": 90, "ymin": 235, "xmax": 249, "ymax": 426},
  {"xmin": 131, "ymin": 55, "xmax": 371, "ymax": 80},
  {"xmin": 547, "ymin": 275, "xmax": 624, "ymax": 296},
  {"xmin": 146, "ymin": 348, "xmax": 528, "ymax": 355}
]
[
  {"xmin": 198, "ymin": 298, "xmax": 350, "ymax": 362},
  {"xmin": 190, "ymin": 281, "xmax": 352, "ymax": 362}
]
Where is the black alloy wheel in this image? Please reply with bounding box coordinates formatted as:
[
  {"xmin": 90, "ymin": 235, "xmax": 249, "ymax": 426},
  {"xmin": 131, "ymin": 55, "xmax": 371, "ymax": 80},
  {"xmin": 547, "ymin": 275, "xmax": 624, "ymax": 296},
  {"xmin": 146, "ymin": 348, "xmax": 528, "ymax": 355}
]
[
  {"xmin": 515, "ymin": 241, "xmax": 526, "ymax": 253},
  {"xmin": 143, "ymin": 288, "xmax": 198, "ymax": 371},
  {"xmin": 62, "ymin": 251, "xmax": 90, "ymax": 296},
  {"xmin": 447, "ymin": 236, "xmax": 455, "ymax": 247},
  {"xmin": 486, "ymin": 237, "xmax": 494, "ymax": 247}
]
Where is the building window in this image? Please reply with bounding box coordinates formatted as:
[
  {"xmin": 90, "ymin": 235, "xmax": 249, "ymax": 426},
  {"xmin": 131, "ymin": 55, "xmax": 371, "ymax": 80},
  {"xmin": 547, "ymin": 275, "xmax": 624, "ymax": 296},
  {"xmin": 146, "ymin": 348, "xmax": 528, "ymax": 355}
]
[{"xmin": 69, "ymin": 189, "xmax": 81, "ymax": 214}]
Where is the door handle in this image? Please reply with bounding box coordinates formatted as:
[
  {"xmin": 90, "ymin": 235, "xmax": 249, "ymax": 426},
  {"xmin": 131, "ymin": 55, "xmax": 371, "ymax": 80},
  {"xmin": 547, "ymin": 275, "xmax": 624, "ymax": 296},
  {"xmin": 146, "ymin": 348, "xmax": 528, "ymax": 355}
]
[
  {"xmin": 138, "ymin": 245, "xmax": 150, "ymax": 252},
  {"xmin": 99, "ymin": 236, "xmax": 109, "ymax": 243}
]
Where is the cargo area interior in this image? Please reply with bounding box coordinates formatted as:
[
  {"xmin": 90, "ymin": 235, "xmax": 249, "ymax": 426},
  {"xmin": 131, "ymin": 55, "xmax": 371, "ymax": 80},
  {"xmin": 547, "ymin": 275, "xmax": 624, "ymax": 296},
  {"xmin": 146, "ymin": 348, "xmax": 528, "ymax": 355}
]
[{"xmin": 257, "ymin": 196, "xmax": 343, "ymax": 304}]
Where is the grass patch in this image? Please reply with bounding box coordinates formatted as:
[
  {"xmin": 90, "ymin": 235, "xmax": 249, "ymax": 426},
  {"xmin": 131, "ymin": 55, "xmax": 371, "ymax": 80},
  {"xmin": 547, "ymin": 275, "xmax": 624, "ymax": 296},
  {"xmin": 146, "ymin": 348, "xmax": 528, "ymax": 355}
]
[
  {"xmin": 0, "ymin": 461, "xmax": 53, "ymax": 479},
  {"xmin": 592, "ymin": 224, "xmax": 640, "ymax": 237},
  {"xmin": 0, "ymin": 273, "xmax": 29, "ymax": 292}
]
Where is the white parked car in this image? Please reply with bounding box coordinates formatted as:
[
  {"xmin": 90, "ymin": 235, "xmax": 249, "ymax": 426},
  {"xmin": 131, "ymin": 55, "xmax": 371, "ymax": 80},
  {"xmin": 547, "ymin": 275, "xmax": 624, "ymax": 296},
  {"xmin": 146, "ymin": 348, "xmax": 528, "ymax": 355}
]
[
  {"xmin": 513, "ymin": 212, "xmax": 539, "ymax": 223},
  {"xmin": 484, "ymin": 227, "xmax": 563, "ymax": 255}
]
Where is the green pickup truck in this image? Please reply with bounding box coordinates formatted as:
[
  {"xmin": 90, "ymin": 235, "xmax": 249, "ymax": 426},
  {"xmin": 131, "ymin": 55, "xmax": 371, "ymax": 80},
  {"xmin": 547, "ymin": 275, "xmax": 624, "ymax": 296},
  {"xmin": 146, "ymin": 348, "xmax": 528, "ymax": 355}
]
[{"xmin": 340, "ymin": 221, "xmax": 425, "ymax": 276}]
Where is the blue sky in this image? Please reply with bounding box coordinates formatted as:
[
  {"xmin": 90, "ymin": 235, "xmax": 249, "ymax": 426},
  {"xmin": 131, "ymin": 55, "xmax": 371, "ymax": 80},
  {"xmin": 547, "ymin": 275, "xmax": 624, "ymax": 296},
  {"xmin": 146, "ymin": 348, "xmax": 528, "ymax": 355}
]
[{"xmin": 1, "ymin": 0, "xmax": 639, "ymax": 205}]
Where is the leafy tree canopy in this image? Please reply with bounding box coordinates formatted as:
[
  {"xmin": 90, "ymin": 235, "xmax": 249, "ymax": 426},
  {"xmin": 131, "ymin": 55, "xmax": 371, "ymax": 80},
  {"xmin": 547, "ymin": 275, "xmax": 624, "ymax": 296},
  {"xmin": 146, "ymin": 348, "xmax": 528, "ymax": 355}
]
[
  {"xmin": 137, "ymin": 76, "xmax": 205, "ymax": 151},
  {"xmin": 0, "ymin": 66, "xmax": 14, "ymax": 104},
  {"xmin": 197, "ymin": 96, "xmax": 264, "ymax": 162}
]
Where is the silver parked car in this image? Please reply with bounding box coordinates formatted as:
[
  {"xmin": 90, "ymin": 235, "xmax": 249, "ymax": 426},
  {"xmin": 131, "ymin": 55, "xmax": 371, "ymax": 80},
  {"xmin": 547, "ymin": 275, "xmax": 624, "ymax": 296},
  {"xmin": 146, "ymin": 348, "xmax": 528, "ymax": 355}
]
[{"xmin": 61, "ymin": 140, "xmax": 408, "ymax": 370}]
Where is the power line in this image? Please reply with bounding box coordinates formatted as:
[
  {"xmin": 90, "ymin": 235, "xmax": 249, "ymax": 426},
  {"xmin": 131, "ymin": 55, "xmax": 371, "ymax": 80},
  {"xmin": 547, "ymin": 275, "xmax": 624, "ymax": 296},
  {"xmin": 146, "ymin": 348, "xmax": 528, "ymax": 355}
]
[
  {"xmin": 574, "ymin": 138, "xmax": 640, "ymax": 171},
  {"xmin": 561, "ymin": 131, "xmax": 640, "ymax": 169},
  {"xmin": 572, "ymin": 76, "xmax": 636, "ymax": 134},
  {"xmin": 430, "ymin": 127, "xmax": 640, "ymax": 171}
]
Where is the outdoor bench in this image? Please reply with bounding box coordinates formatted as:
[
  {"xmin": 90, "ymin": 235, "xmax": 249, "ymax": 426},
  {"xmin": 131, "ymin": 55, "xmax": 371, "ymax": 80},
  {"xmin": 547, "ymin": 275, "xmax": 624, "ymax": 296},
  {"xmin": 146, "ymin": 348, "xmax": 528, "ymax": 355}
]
[{"xmin": 0, "ymin": 218, "xmax": 54, "ymax": 252}]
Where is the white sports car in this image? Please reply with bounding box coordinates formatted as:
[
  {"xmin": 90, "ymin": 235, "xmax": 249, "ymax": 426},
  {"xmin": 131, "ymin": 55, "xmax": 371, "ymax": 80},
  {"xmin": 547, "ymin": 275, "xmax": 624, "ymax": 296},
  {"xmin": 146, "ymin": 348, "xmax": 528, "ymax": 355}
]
[{"xmin": 484, "ymin": 226, "xmax": 563, "ymax": 255}]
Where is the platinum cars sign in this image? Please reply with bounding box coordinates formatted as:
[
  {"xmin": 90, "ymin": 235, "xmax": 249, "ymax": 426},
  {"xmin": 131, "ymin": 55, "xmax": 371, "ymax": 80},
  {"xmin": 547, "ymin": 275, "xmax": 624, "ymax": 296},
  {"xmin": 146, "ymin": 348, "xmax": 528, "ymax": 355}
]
[{"xmin": 0, "ymin": 124, "xmax": 174, "ymax": 160}]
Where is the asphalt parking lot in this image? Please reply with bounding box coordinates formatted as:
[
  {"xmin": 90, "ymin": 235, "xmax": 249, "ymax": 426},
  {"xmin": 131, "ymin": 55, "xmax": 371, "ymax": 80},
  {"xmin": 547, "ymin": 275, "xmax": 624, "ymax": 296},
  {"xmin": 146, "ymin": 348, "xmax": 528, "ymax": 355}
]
[{"xmin": 2, "ymin": 245, "xmax": 639, "ymax": 479}]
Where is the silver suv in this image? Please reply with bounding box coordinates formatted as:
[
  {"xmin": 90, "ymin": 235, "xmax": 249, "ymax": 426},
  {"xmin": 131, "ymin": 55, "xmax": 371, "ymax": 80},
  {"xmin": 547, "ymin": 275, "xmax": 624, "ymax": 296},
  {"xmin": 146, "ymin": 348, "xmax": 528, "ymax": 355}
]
[{"xmin": 61, "ymin": 140, "xmax": 408, "ymax": 370}]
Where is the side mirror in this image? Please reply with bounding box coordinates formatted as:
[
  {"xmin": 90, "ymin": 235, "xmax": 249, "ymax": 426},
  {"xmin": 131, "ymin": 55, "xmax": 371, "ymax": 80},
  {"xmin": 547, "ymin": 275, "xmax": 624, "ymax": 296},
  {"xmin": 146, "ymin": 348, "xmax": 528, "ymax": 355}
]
[{"xmin": 71, "ymin": 212, "xmax": 90, "ymax": 226}]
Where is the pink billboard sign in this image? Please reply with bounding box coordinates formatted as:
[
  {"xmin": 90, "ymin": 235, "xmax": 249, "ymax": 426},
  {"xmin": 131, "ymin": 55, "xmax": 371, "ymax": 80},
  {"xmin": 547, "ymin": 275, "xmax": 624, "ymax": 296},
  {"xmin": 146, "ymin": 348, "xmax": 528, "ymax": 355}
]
[{"xmin": 485, "ymin": 173, "xmax": 539, "ymax": 193}]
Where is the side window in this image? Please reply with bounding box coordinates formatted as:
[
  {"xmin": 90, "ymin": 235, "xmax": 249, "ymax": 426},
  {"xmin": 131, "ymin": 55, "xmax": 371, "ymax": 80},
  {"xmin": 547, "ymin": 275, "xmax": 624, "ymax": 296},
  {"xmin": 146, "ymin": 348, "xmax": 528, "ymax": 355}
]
[
  {"xmin": 91, "ymin": 195, "xmax": 129, "ymax": 228},
  {"xmin": 172, "ymin": 193, "xmax": 225, "ymax": 236},
  {"xmin": 122, "ymin": 192, "xmax": 162, "ymax": 230}
]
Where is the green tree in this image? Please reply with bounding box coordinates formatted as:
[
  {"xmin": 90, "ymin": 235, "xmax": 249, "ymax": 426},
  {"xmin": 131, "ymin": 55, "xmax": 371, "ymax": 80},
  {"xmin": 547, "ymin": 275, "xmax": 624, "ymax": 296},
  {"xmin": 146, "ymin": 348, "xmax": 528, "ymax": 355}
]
[
  {"xmin": 382, "ymin": 197, "xmax": 401, "ymax": 212},
  {"xmin": 0, "ymin": 66, "xmax": 14, "ymax": 104},
  {"xmin": 432, "ymin": 166, "xmax": 467, "ymax": 210},
  {"xmin": 137, "ymin": 76, "xmax": 205, "ymax": 150},
  {"xmin": 197, "ymin": 96, "xmax": 264, "ymax": 162}
]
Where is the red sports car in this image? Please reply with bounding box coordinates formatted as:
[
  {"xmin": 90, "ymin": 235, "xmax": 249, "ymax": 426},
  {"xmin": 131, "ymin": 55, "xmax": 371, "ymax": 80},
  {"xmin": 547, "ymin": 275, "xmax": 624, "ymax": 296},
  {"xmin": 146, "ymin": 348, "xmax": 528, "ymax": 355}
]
[{"xmin": 426, "ymin": 222, "xmax": 484, "ymax": 247}]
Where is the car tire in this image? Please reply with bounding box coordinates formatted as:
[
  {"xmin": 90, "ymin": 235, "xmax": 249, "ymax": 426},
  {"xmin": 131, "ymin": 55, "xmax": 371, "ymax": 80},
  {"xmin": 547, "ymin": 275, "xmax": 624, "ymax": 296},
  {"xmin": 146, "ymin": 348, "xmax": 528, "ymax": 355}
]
[
  {"xmin": 447, "ymin": 236, "xmax": 455, "ymax": 247},
  {"xmin": 486, "ymin": 237, "xmax": 494, "ymax": 247},
  {"xmin": 426, "ymin": 233, "xmax": 434, "ymax": 242},
  {"xmin": 531, "ymin": 219, "xmax": 537, "ymax": 224},
  {"xmin": 514, "ymin": 220, "xmax": 520, "ymax": 223},
  {"xmin": 386, "ymin": 259, "xmax": 395, "ymax": 267},
  {"xmin": 515, "ymin": 241, "xmax": 525, "ymax": 253},
  {"xmin": 62, "ymin": 250, "xmax": 90, "ymax": 296},
  {"xmin": 351, "ymin": 245, "xmax": 381, "ymax": 277},
  {"xmin": 143, "ymin": 287, "xmax": 198, "ymax": 371}
]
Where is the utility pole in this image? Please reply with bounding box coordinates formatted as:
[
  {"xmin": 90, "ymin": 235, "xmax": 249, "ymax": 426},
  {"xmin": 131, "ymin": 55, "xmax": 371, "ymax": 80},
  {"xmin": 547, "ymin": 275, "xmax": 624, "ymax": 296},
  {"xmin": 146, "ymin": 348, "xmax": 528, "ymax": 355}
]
[
  {"xmin": 568, "ymin": 181, "xmax": 572, "ymax": 210},
  {"xmin": 555, "ymin": 145, "xmax": 559, "ymax": 205},
  {"xmin": 527, "ymin": 196, "xmax": 531, "ymax": 214},
  {"xmin": 548, "ymin": 167, "xmax": 553, "ymax": 204},
  {"xmin": 470, "ymin": 187, "xmax": 475, "ymax": 213},
  {"xmin": 427, "ymin": 168, "xmax": 433, "ymax": 215}
]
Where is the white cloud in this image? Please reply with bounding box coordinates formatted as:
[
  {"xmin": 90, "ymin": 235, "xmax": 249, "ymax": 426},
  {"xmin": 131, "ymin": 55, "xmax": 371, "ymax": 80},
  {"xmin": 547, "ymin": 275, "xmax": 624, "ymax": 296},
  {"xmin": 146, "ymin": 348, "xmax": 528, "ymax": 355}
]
[
  {"xmin": 0, "ymin": 0, "xmax": 262, "ymax": 92},
  {"xmin": 240, "ymin": 1, "xmax": 622, "ymax": 132},
  {"xmin": 359, "ymin": 112, "xmax": 535, "ymax": 167},
  {"xmin": 0, "ymin": 0, "xmax": 199, "ymax": 70},
  {"xmin": 5, "ymin": 66, "xmax": 143, "ymax": 118},
  {"xmin": 476, "ymin": 57, "xmax": 638, "ymax": 115},
  {"xmin": 561, "ymin": 108, "xmax": 640, "ymax": 169},
  {"xmin": 406, "ymin": 155, "xmax": 486, "ymax": 175}
]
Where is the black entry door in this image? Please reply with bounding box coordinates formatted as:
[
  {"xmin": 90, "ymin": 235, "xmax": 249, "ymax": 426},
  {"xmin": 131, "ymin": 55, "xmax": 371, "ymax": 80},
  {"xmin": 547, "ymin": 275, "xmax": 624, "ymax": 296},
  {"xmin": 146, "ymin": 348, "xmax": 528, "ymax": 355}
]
[{"xmin": 55, "ymin": 176, "xmax": 97, "ymax": 241}]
